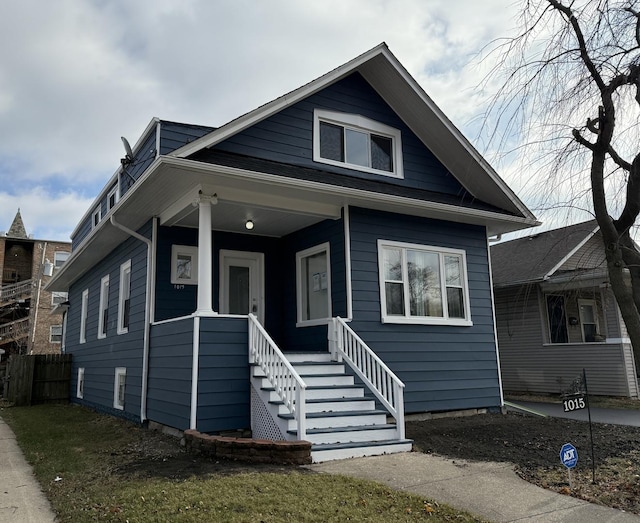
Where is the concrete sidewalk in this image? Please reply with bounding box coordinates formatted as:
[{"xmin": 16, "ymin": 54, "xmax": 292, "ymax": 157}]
[
  {"xmin": 310, "ymin": 452, "xmax": 640, "ymax": 522},
  {"xmin": 0, "ymin": 417, "xmax": 56, "ymax": 523}
]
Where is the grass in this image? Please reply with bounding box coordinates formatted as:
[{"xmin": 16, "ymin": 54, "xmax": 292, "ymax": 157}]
[{"xmin": 0, "ymin": 403, "xmax": 485, "ymax": 522}]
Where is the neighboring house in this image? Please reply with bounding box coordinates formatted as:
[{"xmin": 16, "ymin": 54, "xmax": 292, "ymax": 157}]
[
  {"xmin": 47, "ymin": 43, "xmax": 538, "ymax": 462},
  {"xmin": 0, "ymin": 210, "xmax": 71, "ymax": 357},
  {"xmin": 492, "ymin": 220, "xmax": 639, "ymax": 398}
]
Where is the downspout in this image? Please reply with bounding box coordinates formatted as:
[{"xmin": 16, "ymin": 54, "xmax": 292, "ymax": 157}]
[
  {"xmin": 486, "ymin": 233, "xmax": 505, "ymax": 408},
  {"xmin": 110, "ymin": 215, "xmax": 154, "ymax": 424}
]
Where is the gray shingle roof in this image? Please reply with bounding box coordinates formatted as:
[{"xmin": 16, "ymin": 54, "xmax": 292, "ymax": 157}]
[{"xmin": 491, "ymin": 220, "xmax": 599, "ymax": 286}]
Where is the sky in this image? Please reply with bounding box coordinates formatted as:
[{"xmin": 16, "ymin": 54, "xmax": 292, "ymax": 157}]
[{"xmin": 0, "ymin": 0, "xmax": 545, "ymax": 242}]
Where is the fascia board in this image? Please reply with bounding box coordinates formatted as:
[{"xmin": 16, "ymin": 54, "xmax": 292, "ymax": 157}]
[
  {"xmin": 70, "ymin": 117, "xmax": 161, "ymax": 239},
  {"xmin": 542, "ymin": 226, "xmax": 601, "ymax": 280}
]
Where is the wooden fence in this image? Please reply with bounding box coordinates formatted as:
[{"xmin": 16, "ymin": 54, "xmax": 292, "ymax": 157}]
[{"xmin": 5, "ymin": 354, "xmax": 72, "ymax": 406}]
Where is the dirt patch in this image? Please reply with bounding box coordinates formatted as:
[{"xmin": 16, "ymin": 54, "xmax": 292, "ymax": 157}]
[{"xmin": 407, "ymin": 412, "xmax": 640, "ymax": 514}]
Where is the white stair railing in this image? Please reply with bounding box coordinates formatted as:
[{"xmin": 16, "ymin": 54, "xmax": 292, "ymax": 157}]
[
  {"xmin": 329, "ymin": 317, "xmax": 406, "ymax": 439},
  {"xmin": 248, "ymin": 314, "xmax": 307, "ymax": 440}
]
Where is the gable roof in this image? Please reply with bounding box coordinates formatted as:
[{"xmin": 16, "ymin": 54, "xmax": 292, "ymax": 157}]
[
  {"xmin": 491, "ymin": 220, "xmax": 600, "ymax": 287},
  {"xmin": 170, "ymin": 43, "xmax": 537, "ymax": 225}
]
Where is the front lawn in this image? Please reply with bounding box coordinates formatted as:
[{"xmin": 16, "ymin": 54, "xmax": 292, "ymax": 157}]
[{"xmin": 0, "ymin": 403, "xmax": 484, "ymax": 522}]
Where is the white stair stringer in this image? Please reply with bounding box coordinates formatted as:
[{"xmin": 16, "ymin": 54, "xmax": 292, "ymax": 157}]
[{"xmin": 250, "ymin": 351, "xmax": 412, "ymax": 463}]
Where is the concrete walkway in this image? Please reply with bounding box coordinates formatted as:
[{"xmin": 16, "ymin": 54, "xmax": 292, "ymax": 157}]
[
  {"xmin": 0, "ymin": 417, "xmax": 56, "ymax": 523},
  {"xmin": 310, "ymin": 452, "xmax": 640, "ymax": 522}
]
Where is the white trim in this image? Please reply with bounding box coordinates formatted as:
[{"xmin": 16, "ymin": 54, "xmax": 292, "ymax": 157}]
[
  {"xmin": 377, "ymin": 239, "xmax": 472, "ymax": 326},
  {"xmin": 543, "ymin": 225, "xmax": 600, "ymax": 279},
  {"xmin": 190, "ymin": 316, "xmax": 200, "ymax": 430},
  {"xmin": 605, "ymin": 337, "xmax": 632, "ymax": 344},
  {"xmin": 344, "ymin": 206, "xmax": 353, "ymax": 320},
  {"xmin": 113, "ymin": 367, "xmax": 126, "ymax": 410},
  {"xmin": 107, "ymin": 184, "xmax": 119, "ymax": 211},
  {"xmin": 97, "ymin": 274, "xmax": 109, "ymax": 339},
  {"xmin": 168, "ymin": 44, "xmax": 535, "ymax": 222},
  {"xmin": 296, "ymin": 242, "xmax": 332, "ymax": 326},
  {"xmin": 171, "ymin": 245, "xmax": 198, "ymax": 285},
  {"xmin": 117, "ymin": 260, "xmax": 131, "ymax": 334},
  {"xmin": 76, "ymin": 367, "xmax": 84, "ymax": 399},
  {"xmin": 49, "ymin": 324, "xmax": 62, "ymax": 343},
  {"xmin": 91, "ymin": 206, "xmax": 102, "ymax": 229},
  {"xmin": 578, "ymin": 298, "xmax": 599, "ymax": 343},
  {"xmin": 313, "ymin": 109, "xmax": 403, "ymax": 178},
  {"xmin": 61, "ymin": 310, "xmax": 67, "ymax": 352},
  {"xmin": 219, "ymin": 250, "xmax": 265, "ymax": 323},
  {"xmin": 80, "ymin": 289, "xmax": 88, "ymax": 344}
]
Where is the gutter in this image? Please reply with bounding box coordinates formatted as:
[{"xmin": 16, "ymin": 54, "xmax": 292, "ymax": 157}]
[{"xmin": 109, "ymin": 215, "xmax": 155, "ymax": 424}]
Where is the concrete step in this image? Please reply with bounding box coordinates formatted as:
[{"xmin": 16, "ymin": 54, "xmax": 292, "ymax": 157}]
[{"xmin": 311, "ymin": 439, "xmax": 413, "ymax": 463}]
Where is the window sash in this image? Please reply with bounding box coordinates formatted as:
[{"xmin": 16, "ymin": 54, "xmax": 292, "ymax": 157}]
[
  {"xmin": 118, "ymin": 261, "xmax": 131, "ymax": 334},
  {"xmin": 379, "ymin": 242, "xmax": 470, "ymax": 324},
  {"xmin": 98, "ymin": 275, "xmax": 109, "ymax": 338},
  {"xmin": 80, "ymin": 289, "xmax": 88, "ymax": 343},
  {"xmin": 50, "ymin": 325, "xmax": 62, "ymax": 343}
]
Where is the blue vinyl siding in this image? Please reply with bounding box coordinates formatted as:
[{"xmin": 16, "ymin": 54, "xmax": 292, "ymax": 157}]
[
  {"xmin": 280, "ymin": 216, "xmax": 346, "ymax": 352},
  {"xmin": 67, "ymin": 221, "xmax": 151, "ymax": 422},
  {"xmin": 147, "ymin": 318, "xmax": 193, "ymax": 430},
  {"xmin": 211, "ymin": 73, "xmax": 467, "ymax": 197},
  {"xmin": 197, "ymin": 317, "xmax": 249, "ymax": 432},
  {"xmin": 146, "ymin": 316, "xmax": 249, "ymax": 433},
  {"xmin": 347, "ymin": 207, "xmax": 501, "ymax": 413},
  {"xmin": 159, "ymin": 121, "xmax": 214, "ymax": 155}
]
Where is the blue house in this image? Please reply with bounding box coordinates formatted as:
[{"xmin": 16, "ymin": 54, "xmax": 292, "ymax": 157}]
[{"xmin": 47, "ymin": 44, "xmax": 538, "ymax": 462}]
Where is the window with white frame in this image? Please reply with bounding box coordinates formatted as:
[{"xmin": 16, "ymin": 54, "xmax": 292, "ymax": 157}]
[
  {"xmin": 313, "ymin": 109, "xmax": 403, "ymax": 178},
  {"xmin": 107, "ymin": 185, "xmax": 119, "ymax": 211},
  {"xmin": 578, "ymin": 299, "xmax": 600, "ymax": 342},
  {"xmin": 92, "ymin": 206, "xmax": 101, "ymax": 228},
  {"xmin": 171, "ymin": 245, "xmax": 198, "ymax": 285},
  {"xmin": 80, "ymin": 289, "xmax": 89, "ymax": 343},
  {"xmin": 54, "ymin": 251, "xmax": 70, "ymax": 269},
  {"xmin": 113, "ymin": 367, "xmax": 126, "ymax": 410},
  {"xmin": 98, "ymin": 275, "xmax": 109, "ymax": 339},
  {"xmin": 118, "ymin": 260, "xmax": 131, "ymax": 334},
  {"xmin": 51, "ymin": 291, "xmax": 68, "ymax": 305},
  {"xmin": 50, "ymin": 325, "xmax": 62, "ymax": 343},
  {"xmin": 378, "ymin": 240, "xmax": 471, "ymax": 325},
  {"xmin": 77, "ymin": 367, "xmax": 85, "ymax": 399},
  {"xmin": 62, "ymin": 310, "xmax": 68, "ymax": 352},
  {"xmin": 296, "ymin": 243, "xmax": 331, "ymax": 326}
]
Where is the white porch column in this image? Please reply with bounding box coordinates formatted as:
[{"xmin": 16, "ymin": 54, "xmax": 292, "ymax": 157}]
[{"xmin": 195, "ymin": 193, "xmax": 217, "ymax": 315}]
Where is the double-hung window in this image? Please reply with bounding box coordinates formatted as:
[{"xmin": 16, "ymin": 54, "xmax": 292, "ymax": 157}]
[
  {"xmin": 51, "ymin": 291, "xmax": 68, "ymax": 305},
  {"xmin": 378, "ymin": 240, "xmax": 471, "ymax": 325},
  {"xmin": 98, "ymin": 275, "xmax": 109, "ymax": 339},
  {"xmin": 54, "ymin": 251, "xmax": 70, "ymax": 269},
  {"xmin": 92, "ymin": 206, "xmax": 101, "ymax": 228},
  {"xmin": 50, "ymin": 325, "xmax": 62, "ymax": 343},
  {"xmin": 118, "ymin": 260, "xmax": 131, "ymax": 334},
  {"xmin": 313, "ymin": 109, "xmax": 403, "ymax": 178}
]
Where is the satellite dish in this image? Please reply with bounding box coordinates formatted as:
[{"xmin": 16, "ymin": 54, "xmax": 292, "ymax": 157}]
[{"xmin": 121, "ymin": 136, "xmax": 135, "ymax": 166}]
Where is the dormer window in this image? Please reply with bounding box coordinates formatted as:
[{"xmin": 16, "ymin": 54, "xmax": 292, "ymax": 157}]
[{"xmin": 313, "ymin": 109, "xmax": 403, "ymax": 178}]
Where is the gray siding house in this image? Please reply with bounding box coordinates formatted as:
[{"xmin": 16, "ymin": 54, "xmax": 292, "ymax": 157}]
[
  {"xmin": 48, "ymin": 44, "xmax": 538, "ymax": 462},
  {"xmin": 492, "ymin": 221, "xmax": 639, "ymax": 398}
]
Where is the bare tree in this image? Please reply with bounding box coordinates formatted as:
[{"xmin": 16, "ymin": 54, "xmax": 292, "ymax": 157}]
[{"xmin": 485, "ymin": 0, "xmax": 640, "ymax": 373}]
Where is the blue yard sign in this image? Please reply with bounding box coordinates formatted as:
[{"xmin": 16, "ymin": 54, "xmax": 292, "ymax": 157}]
[{"xmin": 560, "ymin": 443, "xmax": 578, "ymax": 469}]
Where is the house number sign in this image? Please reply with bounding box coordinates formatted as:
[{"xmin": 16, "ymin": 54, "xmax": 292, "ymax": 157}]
[{"xmin": 562, "ymin": 395, "xmax": 586, "ymax": 412}]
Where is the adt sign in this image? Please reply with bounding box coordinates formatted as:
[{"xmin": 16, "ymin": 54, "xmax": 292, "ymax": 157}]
[{"xmin": 560, "ymin": 443, "xmax": 578, "ymax": 469}]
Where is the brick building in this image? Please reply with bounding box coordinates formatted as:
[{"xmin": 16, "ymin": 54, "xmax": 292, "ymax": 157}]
[{"xmin": 0, "ymin": 210, "xmax": 71, "ymax": 356}]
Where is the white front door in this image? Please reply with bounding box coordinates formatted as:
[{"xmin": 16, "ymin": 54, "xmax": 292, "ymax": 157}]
[{"xmin": 219, "ymin": 250, "xmax": 265, "ymax": 323}]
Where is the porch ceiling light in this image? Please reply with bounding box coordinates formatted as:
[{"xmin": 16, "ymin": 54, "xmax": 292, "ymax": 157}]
[{"xmin": 245, "ymin": 219, "xmax": 254, "ymax": 230}]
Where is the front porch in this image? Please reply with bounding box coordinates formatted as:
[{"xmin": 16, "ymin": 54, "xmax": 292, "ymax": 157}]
[{"xmin": 147, "ymin": 314, "xmax": 410, "ymax": 462}]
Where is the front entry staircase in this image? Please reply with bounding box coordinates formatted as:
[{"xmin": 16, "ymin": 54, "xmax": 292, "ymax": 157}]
[{"xmin": 248, "ymin": 315, "xmax": 412, "ymax": 463}]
